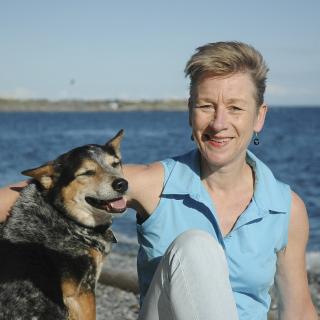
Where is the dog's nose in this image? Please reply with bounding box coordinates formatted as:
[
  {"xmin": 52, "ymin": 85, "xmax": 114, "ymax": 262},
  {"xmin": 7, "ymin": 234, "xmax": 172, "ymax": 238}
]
[{"xmin": 112, "ymin": 178, "xmax": 128, "ymax": 193}]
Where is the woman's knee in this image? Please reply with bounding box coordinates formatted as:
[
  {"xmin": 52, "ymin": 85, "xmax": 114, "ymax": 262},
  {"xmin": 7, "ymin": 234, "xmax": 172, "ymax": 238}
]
[{"xmin": 167, "ymin": 229, "xmax": 224, "ymax": 259}]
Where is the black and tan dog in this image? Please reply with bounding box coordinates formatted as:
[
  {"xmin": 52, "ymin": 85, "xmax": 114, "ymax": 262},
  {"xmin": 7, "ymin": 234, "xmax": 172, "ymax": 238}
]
[{"xmin": 0, "ymin": 130, "xmax": 128, "ymax": 320}]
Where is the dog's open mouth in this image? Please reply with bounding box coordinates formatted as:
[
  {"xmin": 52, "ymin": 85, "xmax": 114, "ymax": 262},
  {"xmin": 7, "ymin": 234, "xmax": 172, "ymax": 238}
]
[{"xmin": 85, "ymin": 196, "xmax": 127, "ymax": 213}]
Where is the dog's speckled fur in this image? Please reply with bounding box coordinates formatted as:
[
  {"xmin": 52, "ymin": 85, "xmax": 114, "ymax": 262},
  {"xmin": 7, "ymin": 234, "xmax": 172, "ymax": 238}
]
[{"xmin": 0, "ymin": 130, "xmax": 127, "ymax": 319}]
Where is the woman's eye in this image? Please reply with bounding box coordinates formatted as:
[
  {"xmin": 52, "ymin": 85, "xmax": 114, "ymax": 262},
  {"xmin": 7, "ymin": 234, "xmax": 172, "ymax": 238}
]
[
  {"xmin": 230, "ymin": 105, "xmax": 242, "ymax": 111},
  {"xmin": 79, "ymin": 170, "xmax": 96, "ymax": 177},
  {"xmin": 195, "ymin": 105, "xmax": 214, "ymax": 111}
]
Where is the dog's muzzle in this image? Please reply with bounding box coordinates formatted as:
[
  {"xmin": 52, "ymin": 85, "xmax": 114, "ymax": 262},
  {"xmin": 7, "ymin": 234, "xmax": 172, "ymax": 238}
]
[{"xmin": 85, "ymin": 196, "xmax": 127, "ymax": 213}]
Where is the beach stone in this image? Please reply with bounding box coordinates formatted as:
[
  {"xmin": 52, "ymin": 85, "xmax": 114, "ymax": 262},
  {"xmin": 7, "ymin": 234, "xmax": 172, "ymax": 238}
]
[
  {"xmin": 96, "ymin": 250, "xmax": 139, "ymax": 319},
  {"xmin": 96, "ymin": 274, "xmax": 320, "ymax": 320},
  {"xmin": 96, "ymin": 283, "xmax": 139, "ymax": 320},
  {"xmin": 97, "ymin": 251, "xmax": 320, "ymax": 319}
]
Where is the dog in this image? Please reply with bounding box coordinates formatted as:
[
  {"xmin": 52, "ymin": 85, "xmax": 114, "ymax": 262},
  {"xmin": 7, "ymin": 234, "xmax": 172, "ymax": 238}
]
[{"xmin": 0, "ymin": 129, "xmax": 128, "ymax": 320}]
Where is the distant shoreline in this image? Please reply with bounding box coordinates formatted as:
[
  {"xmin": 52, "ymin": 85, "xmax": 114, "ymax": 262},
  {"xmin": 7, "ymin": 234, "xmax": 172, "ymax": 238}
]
[
  {"xmin": 0, "ymin": 98, "xmax": 319, "ymax": 112},
  {"xmin": 0, "ymin": 98, "xmax": 188, "ymax": 112}
]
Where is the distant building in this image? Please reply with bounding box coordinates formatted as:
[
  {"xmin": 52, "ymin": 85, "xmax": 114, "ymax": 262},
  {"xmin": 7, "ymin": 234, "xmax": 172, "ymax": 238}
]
[{"xmin": 109, "ymin": 102, "xmax": 119, "ymax": 110}]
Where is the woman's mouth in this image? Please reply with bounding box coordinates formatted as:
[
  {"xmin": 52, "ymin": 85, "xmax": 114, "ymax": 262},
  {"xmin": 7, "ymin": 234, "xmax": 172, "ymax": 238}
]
[{"xmin": 204, "ymin": 134, "xmax": 233, "ymax": 147}]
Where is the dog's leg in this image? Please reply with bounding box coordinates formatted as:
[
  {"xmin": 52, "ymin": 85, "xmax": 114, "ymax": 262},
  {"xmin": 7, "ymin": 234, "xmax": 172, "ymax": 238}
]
[
  {"xmin": 88, "ymin": 248, "xmax": 106, "ymax": 285},
  {"xmin": 62, "ymin": 278, "xmax": 96, "ymax": 320},
  {"xmin": 61, "ymin": 249, "xmax": 105, "ymax": 320}
]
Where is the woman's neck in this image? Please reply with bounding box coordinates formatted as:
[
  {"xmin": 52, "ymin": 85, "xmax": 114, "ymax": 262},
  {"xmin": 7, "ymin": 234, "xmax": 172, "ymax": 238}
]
[{"xmin": 200, "ymin": 154, "xmax": 254, "ymax": 195}]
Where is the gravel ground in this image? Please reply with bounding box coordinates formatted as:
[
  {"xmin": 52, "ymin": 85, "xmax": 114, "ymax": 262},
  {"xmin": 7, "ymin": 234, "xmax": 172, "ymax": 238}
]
[
  {"xmin": 96, "ymin": 277, "xmax": 320, "ymax": 320},
  {"xmin": 96, "ymin": 249, "xmax": 140, "ymax": 320},
  {"xmin": 96, "ymin": 284, "xmax": 139, "ymax": 320},
  {"xmin": 96, "ymin": 251, "xmax": 320, "ymax": 319}
]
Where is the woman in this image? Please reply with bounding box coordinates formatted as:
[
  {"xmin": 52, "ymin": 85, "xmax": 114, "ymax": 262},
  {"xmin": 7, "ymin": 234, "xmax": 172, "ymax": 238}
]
[{"xmin": 0, "ymin": 42, "xmax": 317, "ymax": 319}]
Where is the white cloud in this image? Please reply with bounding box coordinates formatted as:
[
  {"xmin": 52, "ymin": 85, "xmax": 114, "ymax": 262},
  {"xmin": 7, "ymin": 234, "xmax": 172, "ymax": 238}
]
[
  {"xmin": 266, "ymin": 82, "xmax": 320, "ymax": 105},
  {"xmin": 0, "ymin": 87, "xmax": 37, "ymax": 99}
]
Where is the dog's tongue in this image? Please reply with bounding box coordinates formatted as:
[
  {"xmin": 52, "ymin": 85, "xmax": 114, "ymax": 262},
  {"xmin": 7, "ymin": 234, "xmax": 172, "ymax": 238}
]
[{"xmin": 107, "ymin": 197, "xmax": 127, "ymax": 211}]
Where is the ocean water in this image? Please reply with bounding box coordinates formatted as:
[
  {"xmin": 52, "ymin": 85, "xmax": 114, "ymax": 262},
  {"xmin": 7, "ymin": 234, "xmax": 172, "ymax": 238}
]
[{"xmin": 0, "ymin": 108, "xmax": 319, "ymax": 251}]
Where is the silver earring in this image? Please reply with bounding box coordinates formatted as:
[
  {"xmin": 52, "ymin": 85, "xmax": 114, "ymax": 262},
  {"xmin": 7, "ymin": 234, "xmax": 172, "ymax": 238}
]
[{"xmin": 253, "ymin": 132, "xmax": 260, "ymax": 145}]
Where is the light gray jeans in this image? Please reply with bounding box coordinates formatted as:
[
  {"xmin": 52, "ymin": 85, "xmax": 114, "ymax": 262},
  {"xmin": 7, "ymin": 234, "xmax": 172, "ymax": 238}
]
[{"xmin": 138, "ymin": 229, "xmax": 239, "ymax": 320}]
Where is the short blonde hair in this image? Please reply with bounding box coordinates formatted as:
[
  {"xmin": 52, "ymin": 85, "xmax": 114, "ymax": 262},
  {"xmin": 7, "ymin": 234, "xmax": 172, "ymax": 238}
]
[{"xmin": 185, "ymin": 41, "xmax": 269, "ymax": 107}]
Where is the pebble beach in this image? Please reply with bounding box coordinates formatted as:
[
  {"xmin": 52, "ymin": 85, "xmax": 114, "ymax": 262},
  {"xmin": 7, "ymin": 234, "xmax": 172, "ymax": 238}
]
[
  {"xmin": 96, "ymin": 250, "xmax": 320, "ymax": 320},
  {"xmin": 96, "ymin": 250, "xmax": 139, "ymax": 320}
]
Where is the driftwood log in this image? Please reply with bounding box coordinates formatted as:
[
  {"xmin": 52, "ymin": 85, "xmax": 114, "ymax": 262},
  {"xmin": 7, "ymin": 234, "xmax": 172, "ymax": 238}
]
[{"xmin": 99, "ymin": 268, "xmax": 139, "ymax": 294}]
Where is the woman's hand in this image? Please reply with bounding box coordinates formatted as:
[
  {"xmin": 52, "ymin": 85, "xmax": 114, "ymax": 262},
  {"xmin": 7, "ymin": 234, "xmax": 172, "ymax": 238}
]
[{"xmin": 0, "ymin": 181, "xmax": 28, "ymax": 222}]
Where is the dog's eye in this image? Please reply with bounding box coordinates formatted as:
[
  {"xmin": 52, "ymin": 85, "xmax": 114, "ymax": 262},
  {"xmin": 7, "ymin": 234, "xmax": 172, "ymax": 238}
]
[
  {"xmin": 111, "ymin": 161, "xmax": 121, "ymax": 168},
  {"xmin": 78, "ymin": 170, "xmax": 96, "ymax": 177}
]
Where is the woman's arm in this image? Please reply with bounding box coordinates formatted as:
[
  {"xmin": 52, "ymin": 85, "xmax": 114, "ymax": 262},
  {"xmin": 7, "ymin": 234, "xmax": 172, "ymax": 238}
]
[
  {"xmin": 0, "ymin": 181, "xmax": 29, "ymax": 222},
  {"xmin": 275, "ymin": 191, "xmax": 318, "ymax": 320},
  {"xmin": 123, "ymin": 162, "xmax": 164, "ymax": 218},
  {"xmin": 0, "ymin": 162, "xmax": 164, "ymax": 223}
]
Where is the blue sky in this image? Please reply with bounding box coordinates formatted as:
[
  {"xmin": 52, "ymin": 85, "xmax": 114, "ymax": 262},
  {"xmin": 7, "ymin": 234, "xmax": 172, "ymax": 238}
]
[{"xmin": 1, "ymin": 0, "xmax": 319, "ymax": 105}]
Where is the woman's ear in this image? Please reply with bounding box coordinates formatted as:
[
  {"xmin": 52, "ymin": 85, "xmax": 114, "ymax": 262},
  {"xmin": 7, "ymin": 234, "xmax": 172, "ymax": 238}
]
[{"xmin": 254, "ymin": 104, "xmax": 268, "ymax": 133}]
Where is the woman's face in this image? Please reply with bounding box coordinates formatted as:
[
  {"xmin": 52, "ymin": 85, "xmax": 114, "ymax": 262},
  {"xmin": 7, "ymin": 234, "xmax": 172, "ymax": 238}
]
[{"xmin": 189, "ymin": 72, "xmax": 267, "ymax": 170}]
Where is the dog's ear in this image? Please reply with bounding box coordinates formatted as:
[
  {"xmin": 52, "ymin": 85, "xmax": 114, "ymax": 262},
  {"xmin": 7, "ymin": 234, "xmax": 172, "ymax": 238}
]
[
  {"xmin": 106, "ymin": 129, "xmax": 124, "ymax": 154},
  {"xmin": 21, "ymin": 162, "xmax": 55, "ymax": 189}
]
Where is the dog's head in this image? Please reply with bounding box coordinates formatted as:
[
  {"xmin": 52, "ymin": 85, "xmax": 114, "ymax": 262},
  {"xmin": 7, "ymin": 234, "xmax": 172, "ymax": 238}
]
[{"xmin": 22, "ymin": 130, "xmax": 128, "ymax": 228}]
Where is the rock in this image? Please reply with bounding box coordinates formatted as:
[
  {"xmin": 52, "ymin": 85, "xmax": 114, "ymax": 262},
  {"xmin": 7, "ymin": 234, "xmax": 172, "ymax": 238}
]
[
  {"xmin": 96, "ymin": 251, "xmax": 320, "ymax": 319},
  {"xmin": 96, "ymin": 283, "xmax": 139, "ymax": 320}
]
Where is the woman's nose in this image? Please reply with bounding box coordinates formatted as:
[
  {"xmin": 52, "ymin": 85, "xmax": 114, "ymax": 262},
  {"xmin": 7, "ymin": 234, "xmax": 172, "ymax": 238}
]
[{"xmin": 209, "ymin": 107, "xmax": 227, "ymax": 131}]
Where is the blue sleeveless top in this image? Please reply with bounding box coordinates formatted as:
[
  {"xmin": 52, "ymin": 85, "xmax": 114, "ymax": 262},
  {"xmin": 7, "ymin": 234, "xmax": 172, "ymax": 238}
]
[{"xmin": 136, "ymin": 149, "xmax": 291, "ymax": 320}]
